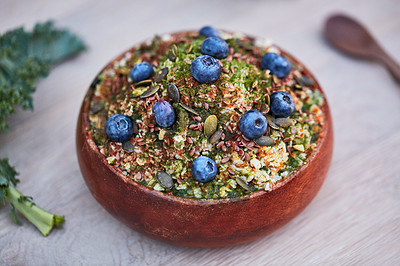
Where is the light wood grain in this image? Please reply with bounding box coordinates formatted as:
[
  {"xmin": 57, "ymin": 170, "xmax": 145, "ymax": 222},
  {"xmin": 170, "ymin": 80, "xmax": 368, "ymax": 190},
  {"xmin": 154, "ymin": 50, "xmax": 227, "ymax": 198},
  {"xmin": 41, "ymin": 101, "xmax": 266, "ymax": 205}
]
[{"xmin": 1, "ymin": 0, "xmax": 399, "ymax": 265}]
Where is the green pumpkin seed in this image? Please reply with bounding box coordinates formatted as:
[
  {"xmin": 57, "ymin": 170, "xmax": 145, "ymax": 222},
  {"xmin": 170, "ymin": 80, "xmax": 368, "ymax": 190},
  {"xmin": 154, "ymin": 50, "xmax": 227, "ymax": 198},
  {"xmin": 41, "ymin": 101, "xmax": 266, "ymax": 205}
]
[
  {"xmin": 151, "ymin": 35, "xmax": 162, "ymax": 50},
  {"xmin": 168, "ymin": 44, "xmax": 178, "ymax": 62},
  {"xmin": 131, "ymin": 87, "xmax": 148, "ymax": 97},
  {"xmin": 122, "ymin": 141, "xmax": 134, "ymax": 153},
  {"xmin": 255, "ymin": 136, "xmax": 275, "ymax": 146},
  {"xmin": 133, "ymin": 122, "xmax": 139, "ymax": 134},
  {"xmin": 209, "ymin": 129, "xmax": 223, "ymax": 144},
  {"xmin": 156, "ymin": 171, "xmax": 174, "ymax": 189},
  {"xmin": 90, "ymin": 101, "xmax": 104, "ymax": 114},
  {"xmin": 265, "ymin": 114, "xmax": 279, "ymax": 130},
  {"xmin": 294, "ymin": 75, "xmax": 315, "ymax": 87},
  {"xmin": 154, "ymin": 67, "xmax": 169, "ymax": 82},
  {"xmin": 179, "ymin": 103, "xmax": 199, "ymax": 116},
  {"xmin": 204, "ymin": 115, "xmax": 218, "ymax": 137},
  {"xmin": 260, "ymin": 102, "xmax": 269, "ymax": 114},
  {"xmin": 266, "ymin": 94, "xmax": 270, "ymax": 106},
  {"xmin": 167, "ymin": 83, "xmax": 180, "ymax": 102},
  {"xmin": 140, "ymin": 85, "xmax": 159, "ymax": 98},
  {"xmin": 236, "ymin": 176, "xmax": 252, "ymax": 192},
  {"xmin": 135, "ymin": 79, "xmax": 152, "ymax": 88},
  {"xmin": 273, "ymin": 118, "xmax": 293, "ymax": 128}
]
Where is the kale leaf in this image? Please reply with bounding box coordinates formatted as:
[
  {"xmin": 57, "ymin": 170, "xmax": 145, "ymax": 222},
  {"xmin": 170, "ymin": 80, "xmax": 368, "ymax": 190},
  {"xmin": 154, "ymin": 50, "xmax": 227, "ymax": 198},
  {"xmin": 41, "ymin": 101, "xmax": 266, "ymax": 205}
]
[{"xmin": 0, "ymin": 21, "xmax": 86, "ymax": 131}]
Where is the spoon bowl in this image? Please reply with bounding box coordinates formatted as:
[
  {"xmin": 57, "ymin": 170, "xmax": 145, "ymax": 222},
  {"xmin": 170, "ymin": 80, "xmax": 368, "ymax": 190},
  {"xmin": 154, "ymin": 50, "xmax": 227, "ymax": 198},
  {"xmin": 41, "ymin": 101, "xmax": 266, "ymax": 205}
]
[{"xmin": 325, "ymin": 14, "xmax": 400, "ymax": 84}]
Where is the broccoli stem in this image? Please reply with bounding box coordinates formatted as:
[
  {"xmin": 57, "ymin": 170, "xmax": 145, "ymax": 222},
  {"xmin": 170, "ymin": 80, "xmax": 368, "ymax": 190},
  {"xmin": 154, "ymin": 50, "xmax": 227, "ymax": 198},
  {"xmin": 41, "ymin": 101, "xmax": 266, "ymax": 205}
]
[{"xmin": 5, "ymin": 185, "xmax": 65, "ymax": 236}]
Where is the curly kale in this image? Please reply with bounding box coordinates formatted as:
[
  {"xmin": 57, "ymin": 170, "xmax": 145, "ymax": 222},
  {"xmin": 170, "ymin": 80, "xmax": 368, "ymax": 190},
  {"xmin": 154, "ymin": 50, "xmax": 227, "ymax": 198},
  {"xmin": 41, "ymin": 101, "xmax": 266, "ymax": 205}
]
[
  {"xmin": 0, "ymin": 21, "xmax": 85, "ymax": 235},
  {"xmin": 0, "ymin": 21, "xmax": 86, "ymax": 131}
]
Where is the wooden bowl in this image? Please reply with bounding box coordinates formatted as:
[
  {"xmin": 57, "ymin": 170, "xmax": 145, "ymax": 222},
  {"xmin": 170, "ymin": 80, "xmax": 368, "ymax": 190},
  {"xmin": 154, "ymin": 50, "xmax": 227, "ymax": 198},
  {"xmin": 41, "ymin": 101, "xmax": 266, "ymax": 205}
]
[{"xmin": 76, "ymin": 33, "xmax": 333, "ymax": 248}]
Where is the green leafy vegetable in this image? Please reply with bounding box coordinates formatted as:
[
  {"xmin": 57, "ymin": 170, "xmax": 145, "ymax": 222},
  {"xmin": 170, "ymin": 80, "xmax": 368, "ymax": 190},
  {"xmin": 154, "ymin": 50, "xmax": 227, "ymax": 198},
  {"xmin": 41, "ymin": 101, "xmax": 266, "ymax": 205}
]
[
  {"xmin": 0, "ymin": 159, "xmax": 65, "ymax": 236},
  {"xmin": 0, "ymin": 21, "xmax": 86, "ymax": 131},
  {"xmin": 0, "ymin": 21, "xmax": 85, "ymax": 235}
]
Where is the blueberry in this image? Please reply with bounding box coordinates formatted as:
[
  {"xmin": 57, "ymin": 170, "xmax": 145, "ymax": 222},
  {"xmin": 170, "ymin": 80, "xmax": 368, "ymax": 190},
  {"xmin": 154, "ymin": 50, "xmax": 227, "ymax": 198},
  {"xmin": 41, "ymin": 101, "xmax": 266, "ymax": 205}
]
[
  {"xmin": 105, "ymin": 114, "xmax": 134, "ymax": 142},
  {"xmin": 130, "ymin": 62, "xmax": 154, "ymax": 83},
  {"xmin": 191, "ymin": 156, "xmax": 217, "ymax": 183},
  {"xmin": 152, "ymin": 100, "xmax": 175, "ymax": 127},
  {"xmin": 261, "ymin": 53, "xmax": 291, "ymax": 79},
  {"xmin": 190, "ymin": 55, "xmax": 221, "ymax": 83},
  {"xmin": 199, "ymin": 26, "xmax": 219, "ymax": 37},
  {"xmin": 239, "ymin": 110, "xmax": 268, "ymax": 139},
  {"xmin": 270, "ymin": 91, "xmax": 295, "ymax": 118},
  {"xmin": 201, "ymin": 37, "xmax": 229, "ymax": 59}
]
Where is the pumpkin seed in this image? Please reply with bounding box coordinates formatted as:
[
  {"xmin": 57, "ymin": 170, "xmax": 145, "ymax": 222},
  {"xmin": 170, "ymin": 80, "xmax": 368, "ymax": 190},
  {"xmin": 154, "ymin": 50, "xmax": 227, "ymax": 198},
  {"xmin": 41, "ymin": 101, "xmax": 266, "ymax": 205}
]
[
  {"xmin": 236, "ymin": 40, "xmax": 254, "ymax": 51},
  {"xmin": 133, "ymin": 122, "xmax": 139, "ymax": 134},
  {"xmin": 266, "ymin": 94, "xmax": 270, "ymax": 106},
  {"xmin": 154, "ymin": 67, "xmax": 169, "ymax": 82},
  {"xmin": 156, "ymin": 171, "xmax": 174, "ymax": 189},
  {"xmin": 204, "ymin": 115, "xmax": 218, "ymax": 137},
  {"xmin": 168, "ymin": 44, "xmax": 177, "ymax": 62},
  {"xmin": 294, "ymin": 75, "xmax": 315, "ymax": 87},
  {"xmin": 122, "ymin": 141, "xmax": 134, "ymax": 153},
  {"xmin": 167, "ymin": 83, "xmax": 180, "ymax": 102},
  {"xmin": 273, "ymin": 118, "xmax": 293, "ymax": 128},
  {"xmin": 151, "ymin": 35, "xmax": 162, "ymax": 50},
  {"xmin": 209, "ymin": 129, "xmax": 223, "ymax": 144},
  {"xmin": 265, "ymin": 114, "xmax": 279, "ymax": 130},
  {"xmin": 255, "ymin": 136, "xmax": 275, "ymax": 146},
  {"xmin": 185, "ymin": 43, "xmax": 193, "ymax": 54},
  {"xmin": 135, "ymin": 79, "xmax": 152, "ymax": 88},
  {"xmin": 260, "ymin": 102, "xmax": 269, "ymax": 114},
  {"xmin": 131, "ymin": 87, "xmax": 148, "ymax": 97},
  {"xmin": 179, "ymin": 103, "xmax": 199, "ymax": 116},
  {"xmin": 236, "ymin": 176, "xmax": 252, "ymax": 192},
  {"xmin": 90, "ymin": 101, "xmax": 104, "ymax": 114},
  {"xmin": 140, "ymin": 85, "xmax": 159, "ymax": 98}
]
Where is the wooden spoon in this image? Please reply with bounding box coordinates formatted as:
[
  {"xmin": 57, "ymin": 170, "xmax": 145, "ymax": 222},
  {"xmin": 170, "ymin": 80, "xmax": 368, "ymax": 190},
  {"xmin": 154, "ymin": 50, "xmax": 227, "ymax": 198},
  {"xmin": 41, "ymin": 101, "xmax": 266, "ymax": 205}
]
[{"xmin": 325, "ymin": 14, "xmax": 400, "ymax": 84}]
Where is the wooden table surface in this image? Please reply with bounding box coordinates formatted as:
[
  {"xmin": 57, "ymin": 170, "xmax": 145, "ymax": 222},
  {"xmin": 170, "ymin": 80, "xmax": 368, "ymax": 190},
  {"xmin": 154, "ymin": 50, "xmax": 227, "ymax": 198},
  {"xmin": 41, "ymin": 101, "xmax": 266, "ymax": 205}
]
[{"xmin": 1, "ymin": 0, "xmax": 399, "ymax": 265}]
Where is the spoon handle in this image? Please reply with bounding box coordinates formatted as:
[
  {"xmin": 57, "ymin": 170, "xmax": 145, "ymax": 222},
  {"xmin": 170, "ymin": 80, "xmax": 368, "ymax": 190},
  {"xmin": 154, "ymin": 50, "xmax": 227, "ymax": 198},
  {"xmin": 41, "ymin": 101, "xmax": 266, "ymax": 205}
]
[{"xmin": 375, "ymin": 51, "xmax": 400, "ymax": 84}]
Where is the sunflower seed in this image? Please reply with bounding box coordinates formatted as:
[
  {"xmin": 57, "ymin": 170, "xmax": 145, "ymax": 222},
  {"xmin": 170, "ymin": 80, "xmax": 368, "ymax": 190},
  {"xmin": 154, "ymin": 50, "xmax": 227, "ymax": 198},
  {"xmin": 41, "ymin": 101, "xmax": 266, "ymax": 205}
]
[
  {"xmin": 154, "ymin": 67, "xmax": 169, "ymax": 82},
  {"xmin": 209, "ymin": 129, "xmax": 223, "ymax": 144},
  {"xmin": 168, "ymin": 44, "xmax": 178, "ymax": 62},
  {"xmin": 179, "ymin": 103, "xmax": 199, "ymax": 116},
  {"xmin": 265, "ymin": 114, "xmax": 279, "ymax": 130},
  {"xmin": 156, "ymin": 171, "xmax": 174, "ymax": 189},
  {"xmin": 236, "ymin": 176, "xmax": 252, "ymax": 192},
  {"xmin": 140, "ymin": 85, "xmax": 159, "ymax": 98},
  {"xmin": 204, "ymin": 115, "xmax": 218, "ymax": 137},
  {"xmin": 185, "ymin": 43, "xmax": 193, "ymax": 54},
  {"xmin": 167, "ymin": 83, "xmax": 180, "ymax": 102},
  {"xmin": 266, "ymin": 94, "xmax": 270, "ymax": 106},
  {"xmin": 273, "ymin": 118, "xmax": 293, "ymax": 128},
  {"xmin": 135, "ymin": 79, "xmax": 152, "ymax": 88},
  {"xmin": 122, "ymin": 141, "xmax": 134, "ymax": 153},
  {"xmin": 255, "ymin": 136, "xmax": 275, "ymax": 146}
]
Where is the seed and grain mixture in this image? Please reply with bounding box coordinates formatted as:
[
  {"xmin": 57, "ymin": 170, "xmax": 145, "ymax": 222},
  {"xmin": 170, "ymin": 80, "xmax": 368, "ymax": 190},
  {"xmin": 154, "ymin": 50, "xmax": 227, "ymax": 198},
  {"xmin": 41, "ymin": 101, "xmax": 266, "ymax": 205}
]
[{"xmin": 88, "ymin": 30, "xmax": 325, "ymax": 199}]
